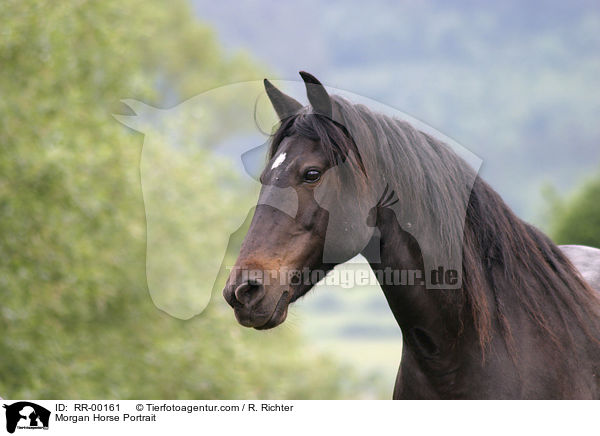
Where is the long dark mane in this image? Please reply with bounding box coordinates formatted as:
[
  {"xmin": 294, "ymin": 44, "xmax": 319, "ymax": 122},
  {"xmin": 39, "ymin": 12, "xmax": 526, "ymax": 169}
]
[{"xmin": 268, "ymin": 95, "xmax": 600, "ymax": 355}]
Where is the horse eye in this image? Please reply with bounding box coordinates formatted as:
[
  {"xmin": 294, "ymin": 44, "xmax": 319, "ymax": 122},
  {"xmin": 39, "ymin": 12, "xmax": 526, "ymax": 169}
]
[{"xmin": 303, "ymin": 169, "xmax": 321, "ymax": 183}]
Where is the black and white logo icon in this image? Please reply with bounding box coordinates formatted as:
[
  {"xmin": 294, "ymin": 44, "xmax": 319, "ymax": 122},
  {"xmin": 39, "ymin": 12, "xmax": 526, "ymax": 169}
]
[{"xmin": 3, "ymin": 402, "xmax": 50, "ymax": 433}]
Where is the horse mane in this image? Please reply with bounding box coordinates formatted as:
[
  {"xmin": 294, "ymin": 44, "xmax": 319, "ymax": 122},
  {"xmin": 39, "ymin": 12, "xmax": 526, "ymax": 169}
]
[
  {"xmin": 463, "ymin": 176, "xmax": 600, "ymax": 352},
  {"xmin": 268, "ymin": 95, "xmax": 600, "ymax": 354}
]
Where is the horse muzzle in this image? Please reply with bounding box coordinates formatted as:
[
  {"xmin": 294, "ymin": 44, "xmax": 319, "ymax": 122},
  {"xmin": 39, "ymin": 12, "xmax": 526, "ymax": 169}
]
[{"xmin": 223, "ymin": 279, "xmax": 291, "ymax": 329}]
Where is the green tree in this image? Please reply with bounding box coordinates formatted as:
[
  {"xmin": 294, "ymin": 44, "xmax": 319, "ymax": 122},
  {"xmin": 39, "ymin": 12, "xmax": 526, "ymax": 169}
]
[
  {"xmin": 549, "ymin": 172, "xmax": 600, "ymax": 248},
  {"xmin": 0, "ymin": 0, "xmax": 368, "ymax": 398}
]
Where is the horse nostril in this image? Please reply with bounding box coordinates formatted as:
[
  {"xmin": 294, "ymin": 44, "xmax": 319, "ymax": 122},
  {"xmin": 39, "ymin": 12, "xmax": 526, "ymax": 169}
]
[{"xmin": 234, "ymin": 279, "xmax": 265, "ymax": 307}]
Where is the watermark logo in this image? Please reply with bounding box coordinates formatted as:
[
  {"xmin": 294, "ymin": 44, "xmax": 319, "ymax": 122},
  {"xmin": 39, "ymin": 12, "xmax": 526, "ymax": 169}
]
[
  {"xmin": 114, "ymin": 79, "xmax": 481, "ymax": 319},
  {"xmin": 2, "ymin": 402, "xmax": 50, "ymax": 433}
]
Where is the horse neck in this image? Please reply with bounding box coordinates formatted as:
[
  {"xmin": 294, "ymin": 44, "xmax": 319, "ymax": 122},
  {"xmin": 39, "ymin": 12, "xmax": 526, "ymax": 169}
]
[
  {"xmin": 362, "ymin": 200, "xmax": 600, "ymax": 398},
  {"xmin": 361, "ymin": 207, "xmax": 505, "ymax": 398},
  {"xmin": 362, "ymin": 208, "xmax": 470, "ymax": 359}
]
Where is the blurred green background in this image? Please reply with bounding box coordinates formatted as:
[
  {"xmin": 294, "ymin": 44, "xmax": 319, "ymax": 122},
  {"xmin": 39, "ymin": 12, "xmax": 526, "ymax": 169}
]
[{"xmin": 0, "ymin": 0, "xmax": 598, "ymax": 399}]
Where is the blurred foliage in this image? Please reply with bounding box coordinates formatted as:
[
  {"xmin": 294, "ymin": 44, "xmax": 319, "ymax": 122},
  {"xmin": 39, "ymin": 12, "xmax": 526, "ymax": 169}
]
[
  {"xmin": 549, "ymin": 171, "xmax": 600, "ymax": 248},
  {"xmin": 0, "ymin": 0, "xmax": 374, "ymax": 398}
]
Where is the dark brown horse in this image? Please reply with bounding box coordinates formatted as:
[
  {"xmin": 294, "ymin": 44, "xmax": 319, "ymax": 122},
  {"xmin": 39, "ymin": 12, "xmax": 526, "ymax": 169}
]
[{"xmin": 223, "ymin": 71, "xmax": 600, "ymax": 399}]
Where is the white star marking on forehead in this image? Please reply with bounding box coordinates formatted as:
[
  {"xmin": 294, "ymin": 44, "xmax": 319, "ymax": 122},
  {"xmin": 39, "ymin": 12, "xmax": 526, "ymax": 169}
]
[{"xmin": 270, "ymin": 152, "xmax": 287, "ymax": 170}]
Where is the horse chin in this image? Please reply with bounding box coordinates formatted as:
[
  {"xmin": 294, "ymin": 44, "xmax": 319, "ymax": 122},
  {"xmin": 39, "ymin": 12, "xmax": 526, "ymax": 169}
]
[
  {"xmin": 255, "ymin": 290, "xmax": 290, "ymax": 330},
  {"xmin": 254, "ymin": 305, "xmax": 289, "ymax": 330},
  {"xmin": 234, "ymin": 290, "xmax": 290, "ymax": 330}
]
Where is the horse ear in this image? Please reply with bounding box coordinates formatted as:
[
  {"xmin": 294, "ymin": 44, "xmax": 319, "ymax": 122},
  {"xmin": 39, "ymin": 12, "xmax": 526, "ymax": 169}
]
[
  {"xmin": 264, "ymin": 79, "xmax": 302, "ymax": 120},
  {"xmin": 113, "ymin": 99, "xmax": 158, "ymax": 132},
  {"xmin": 299, "ymin": 71, "xmax": 332, "ymax": 118}
]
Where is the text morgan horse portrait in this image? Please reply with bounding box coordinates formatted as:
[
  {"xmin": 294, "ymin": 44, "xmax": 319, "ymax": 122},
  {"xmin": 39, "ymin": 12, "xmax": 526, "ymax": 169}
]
[{"xmin": 223, "ymin": 72, "xmax": 600, "ymax": 399}]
